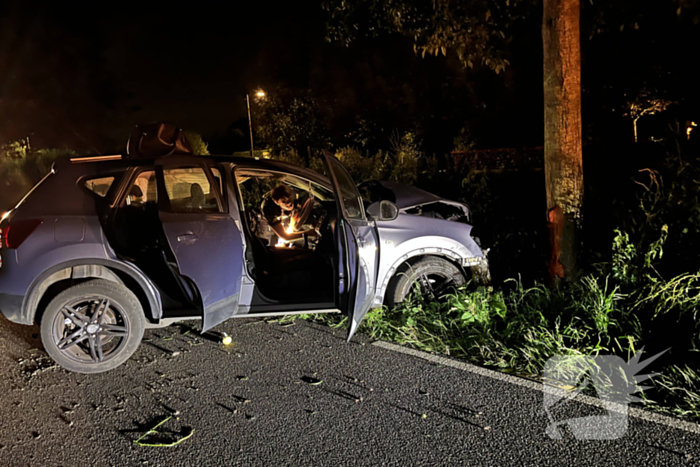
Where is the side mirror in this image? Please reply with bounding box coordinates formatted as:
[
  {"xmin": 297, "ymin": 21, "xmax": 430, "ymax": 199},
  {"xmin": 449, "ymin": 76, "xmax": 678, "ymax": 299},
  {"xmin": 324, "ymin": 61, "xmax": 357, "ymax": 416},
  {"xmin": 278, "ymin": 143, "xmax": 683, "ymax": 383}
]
[{"xmin": 367, "ymin": 200, "xmax": 399, "ymax": 222}]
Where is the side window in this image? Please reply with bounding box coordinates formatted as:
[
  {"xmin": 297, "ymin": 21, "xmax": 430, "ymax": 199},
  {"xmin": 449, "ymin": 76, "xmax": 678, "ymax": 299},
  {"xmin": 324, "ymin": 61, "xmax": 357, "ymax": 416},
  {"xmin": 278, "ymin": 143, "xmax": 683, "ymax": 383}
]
[
  {"xmin": 163, "ymin": 167, "xmax": 221, "ymax": 213},
  {"xmin": 84, "ymin": 176, "xmax": 115, "ymax": 197},
  {"xmin": 326, "ymin": 157, "xmax": 365, "ymax": 220},
  {"xmin": 125, "ymin": 171, "xmax": 157, "ymax": 207}
]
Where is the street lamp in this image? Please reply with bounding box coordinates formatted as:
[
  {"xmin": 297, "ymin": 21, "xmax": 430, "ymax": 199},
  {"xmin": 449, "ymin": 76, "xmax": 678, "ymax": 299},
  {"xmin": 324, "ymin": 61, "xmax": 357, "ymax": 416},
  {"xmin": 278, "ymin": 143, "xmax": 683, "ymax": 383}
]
[{"xmin": 246, "ymin": 89, "xmax": 266, "ymax": 158}]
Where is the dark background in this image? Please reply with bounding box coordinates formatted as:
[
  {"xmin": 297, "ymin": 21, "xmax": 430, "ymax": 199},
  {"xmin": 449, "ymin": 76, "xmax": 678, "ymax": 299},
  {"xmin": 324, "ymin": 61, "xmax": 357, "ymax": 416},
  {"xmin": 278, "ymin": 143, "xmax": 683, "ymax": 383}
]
[
  {"xmin": 2, "ymin": 1, "xmax": 698, "ymax": 155},
  {"xmin": 0, "ymin": 1, "xmax": 545, "ymax": 155}
]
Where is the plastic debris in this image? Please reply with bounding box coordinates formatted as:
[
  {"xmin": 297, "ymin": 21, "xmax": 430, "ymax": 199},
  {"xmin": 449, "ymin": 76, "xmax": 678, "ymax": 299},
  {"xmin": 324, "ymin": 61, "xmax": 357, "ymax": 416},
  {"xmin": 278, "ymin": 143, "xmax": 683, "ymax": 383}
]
[
  {"xmin": 218, "ymin": 332, "xmax": 233, "ymax": 346},
  {"xmin": 133, "ymin": 416, "xmax": 194, "ymax": 447}
]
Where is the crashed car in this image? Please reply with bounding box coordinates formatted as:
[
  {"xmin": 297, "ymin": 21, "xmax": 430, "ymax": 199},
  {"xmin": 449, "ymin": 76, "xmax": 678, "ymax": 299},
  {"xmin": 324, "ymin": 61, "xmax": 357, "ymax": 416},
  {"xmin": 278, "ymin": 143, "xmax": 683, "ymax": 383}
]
[
  {"xmin": 0, "ymin": 152, "xmax": 489, "ymax": 373},
  {"xmin": 357, "ymin": 179, "xmax": 491, "ymax": 296}
]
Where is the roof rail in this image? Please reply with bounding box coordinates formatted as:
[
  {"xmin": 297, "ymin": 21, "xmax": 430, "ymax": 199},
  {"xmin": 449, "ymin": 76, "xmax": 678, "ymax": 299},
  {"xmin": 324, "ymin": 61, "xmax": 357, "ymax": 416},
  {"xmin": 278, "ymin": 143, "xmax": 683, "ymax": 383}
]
[{"xmin": 70, "ymin": 154, "xmax": 123, "ymax": 163}]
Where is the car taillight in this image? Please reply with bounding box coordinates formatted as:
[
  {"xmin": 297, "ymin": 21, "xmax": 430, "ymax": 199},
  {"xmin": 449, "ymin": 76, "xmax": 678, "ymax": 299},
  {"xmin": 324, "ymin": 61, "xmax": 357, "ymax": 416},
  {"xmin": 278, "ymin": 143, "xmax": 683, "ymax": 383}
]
[{"xmin": 4, "ymin": 219, "xmax": 43, "ymax": 249}]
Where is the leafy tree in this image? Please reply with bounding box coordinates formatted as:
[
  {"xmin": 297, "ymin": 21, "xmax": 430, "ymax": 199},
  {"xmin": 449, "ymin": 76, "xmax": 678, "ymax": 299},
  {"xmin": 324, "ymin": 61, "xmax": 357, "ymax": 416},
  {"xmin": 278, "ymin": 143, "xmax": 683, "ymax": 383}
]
[
  {"xmin": 323, "ymin": 0, "xmax": 531, "ymax": 74},
  {"xmin": 253, "ymin": 90, "xmax": 331, "ymax": 165},
  {"xmin": 323, "ymin": 0, "xmax": 583, "ymax": 281},
  {"xmin": 624, "ymin": 90, "xmax": 675, "ymax": 142}
]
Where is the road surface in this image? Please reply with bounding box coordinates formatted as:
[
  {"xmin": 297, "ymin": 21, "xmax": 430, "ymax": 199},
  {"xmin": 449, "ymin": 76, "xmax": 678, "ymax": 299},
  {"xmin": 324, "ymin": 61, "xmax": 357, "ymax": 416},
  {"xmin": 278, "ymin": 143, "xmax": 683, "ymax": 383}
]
[{"xmin": 0, "ymin": 315, "xmax": 698, "ymax": 466}]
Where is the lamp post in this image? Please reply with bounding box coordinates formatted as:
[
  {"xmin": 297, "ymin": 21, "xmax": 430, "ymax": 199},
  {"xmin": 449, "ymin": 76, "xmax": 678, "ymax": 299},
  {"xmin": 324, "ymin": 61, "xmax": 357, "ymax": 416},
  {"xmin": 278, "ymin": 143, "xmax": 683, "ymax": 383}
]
[{"xmin": 246, "ymin": 89, "xmax": 266, "ymax": 158}]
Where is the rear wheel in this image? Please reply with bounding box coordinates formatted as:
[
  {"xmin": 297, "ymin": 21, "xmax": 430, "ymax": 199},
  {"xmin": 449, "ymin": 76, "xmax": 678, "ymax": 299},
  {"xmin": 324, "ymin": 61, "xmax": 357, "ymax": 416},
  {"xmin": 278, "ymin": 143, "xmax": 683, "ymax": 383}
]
[
  {"xmin": 385, "ymin": 256, "xmax": 467, "ymax": 308},
  {"xmin": 40, "ymin": 280, "xmax": 145, "ymax": 374}
]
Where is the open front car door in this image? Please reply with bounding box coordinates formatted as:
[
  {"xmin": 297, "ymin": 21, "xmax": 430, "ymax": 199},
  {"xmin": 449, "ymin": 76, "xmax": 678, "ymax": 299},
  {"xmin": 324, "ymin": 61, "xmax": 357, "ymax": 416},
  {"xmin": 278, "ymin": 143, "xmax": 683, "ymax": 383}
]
[
  {"xmin": 322, "ymin": 151, "xmax": 380, "ymax": 341},
  {"xmin": 155, "ymin": 156, "xmax": 244, "ymax": 332}
]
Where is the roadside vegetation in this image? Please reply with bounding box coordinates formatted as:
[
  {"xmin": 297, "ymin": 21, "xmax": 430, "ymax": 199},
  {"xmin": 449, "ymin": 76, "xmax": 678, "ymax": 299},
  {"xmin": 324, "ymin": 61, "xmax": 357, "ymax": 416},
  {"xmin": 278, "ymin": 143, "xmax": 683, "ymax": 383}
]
[{"xmin": 287, "ymin": 128, "xmax": 700, "ymax": 422}]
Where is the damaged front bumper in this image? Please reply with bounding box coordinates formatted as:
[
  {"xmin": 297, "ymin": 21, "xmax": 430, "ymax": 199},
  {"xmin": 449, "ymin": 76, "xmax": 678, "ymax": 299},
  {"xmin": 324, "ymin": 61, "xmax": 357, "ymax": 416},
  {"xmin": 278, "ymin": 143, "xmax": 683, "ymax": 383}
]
[{"xmin": 463, "ymin": 250, "xmax": 491, "ymax": 285}]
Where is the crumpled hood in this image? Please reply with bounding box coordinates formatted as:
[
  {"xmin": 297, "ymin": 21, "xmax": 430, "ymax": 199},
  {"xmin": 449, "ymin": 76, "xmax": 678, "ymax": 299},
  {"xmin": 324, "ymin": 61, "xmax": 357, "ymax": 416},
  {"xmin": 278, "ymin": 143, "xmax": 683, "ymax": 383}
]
[
  {"xmin": 358, "ymin": 180, "xmax": 470, "ymax": 220},
  {"xmin": 374, "ymin": 180, "xmax": 445, "ymax": 209}
]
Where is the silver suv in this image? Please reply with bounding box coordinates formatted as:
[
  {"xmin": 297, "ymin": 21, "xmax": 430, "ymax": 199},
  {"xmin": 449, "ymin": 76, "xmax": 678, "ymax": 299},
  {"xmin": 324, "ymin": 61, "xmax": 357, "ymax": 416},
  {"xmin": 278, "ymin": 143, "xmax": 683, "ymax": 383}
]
[{"xmin": 0, "ymin": 151, "xmax": 488, "ymax": 373}]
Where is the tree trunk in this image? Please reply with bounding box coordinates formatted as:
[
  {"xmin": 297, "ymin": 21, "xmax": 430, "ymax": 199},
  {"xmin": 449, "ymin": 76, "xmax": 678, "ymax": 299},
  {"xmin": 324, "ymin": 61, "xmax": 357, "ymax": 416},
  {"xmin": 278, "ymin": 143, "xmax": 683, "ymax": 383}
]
[{"xmin": 542, "ymin": 0, "xmax": 583, "ymax": 282}]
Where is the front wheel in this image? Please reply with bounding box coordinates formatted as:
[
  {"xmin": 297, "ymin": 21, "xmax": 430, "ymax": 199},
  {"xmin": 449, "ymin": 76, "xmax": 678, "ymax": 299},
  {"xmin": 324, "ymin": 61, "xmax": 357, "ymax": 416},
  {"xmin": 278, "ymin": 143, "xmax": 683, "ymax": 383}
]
[
  {"xmin": 385, "ymin": 257, "xmax": 467, "ymax": 308},
  {"xmin": 40, "ymin": 279, "xmax": 145, "ymax": 374}
]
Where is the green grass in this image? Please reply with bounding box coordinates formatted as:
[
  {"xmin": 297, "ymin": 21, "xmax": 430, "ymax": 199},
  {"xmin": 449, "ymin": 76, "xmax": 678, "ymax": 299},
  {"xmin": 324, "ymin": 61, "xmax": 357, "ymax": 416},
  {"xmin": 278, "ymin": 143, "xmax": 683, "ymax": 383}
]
[{"xmin": 298, "ymin": 267, "xmax": 700, "ymax": 422}]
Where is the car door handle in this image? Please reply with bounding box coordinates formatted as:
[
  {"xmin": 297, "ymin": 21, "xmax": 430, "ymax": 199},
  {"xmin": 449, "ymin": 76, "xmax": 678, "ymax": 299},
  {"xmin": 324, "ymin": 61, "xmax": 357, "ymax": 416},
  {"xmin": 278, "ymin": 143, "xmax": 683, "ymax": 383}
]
[{"xmin": 177, "ymin": 232, "xmax": 198, "ymax": 243}]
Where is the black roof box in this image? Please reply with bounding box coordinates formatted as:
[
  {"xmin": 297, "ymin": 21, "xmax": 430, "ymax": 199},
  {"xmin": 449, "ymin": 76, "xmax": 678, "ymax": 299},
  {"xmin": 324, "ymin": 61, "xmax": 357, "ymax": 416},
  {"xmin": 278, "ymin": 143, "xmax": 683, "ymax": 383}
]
[{"xmin": 125, "ymin": 123, "xmax": 192, "ymax": 159}]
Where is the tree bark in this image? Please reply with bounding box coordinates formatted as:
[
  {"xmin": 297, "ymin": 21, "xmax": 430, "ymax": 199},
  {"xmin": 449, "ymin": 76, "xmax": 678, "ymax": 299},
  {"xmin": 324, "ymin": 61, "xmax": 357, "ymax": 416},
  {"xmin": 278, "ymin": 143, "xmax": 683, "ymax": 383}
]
[{"xmin": 543, "ymin": 0, "xmax": 583, "ymax": 282}]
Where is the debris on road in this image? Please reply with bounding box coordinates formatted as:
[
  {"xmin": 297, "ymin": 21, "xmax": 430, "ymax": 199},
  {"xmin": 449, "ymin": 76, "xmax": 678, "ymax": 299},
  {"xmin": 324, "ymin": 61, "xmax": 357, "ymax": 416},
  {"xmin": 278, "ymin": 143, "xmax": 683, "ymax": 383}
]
[
  {"xmin": 133, "ymin": 416, "xmax": 194, "ymax": 447},
  {"xmin": 220, "ymin": 332, "xmax": 233, "ymax": 346},
  {"xmin": 301, "ymin": 376, "xmax": 323, "ymax": 385}
]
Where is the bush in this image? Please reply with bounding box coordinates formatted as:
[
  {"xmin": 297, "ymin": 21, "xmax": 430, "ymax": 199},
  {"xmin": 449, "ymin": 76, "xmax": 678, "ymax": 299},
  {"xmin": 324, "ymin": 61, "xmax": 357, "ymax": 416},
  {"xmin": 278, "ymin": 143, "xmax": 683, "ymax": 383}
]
[
  {"xmin": 388, "ymin": 132, "xmax": 420, "ymax": 185},
  {"xmin": 184, "ymin": 132, "xmax": 210, "ymax": 155},
  {"xmin": 335, "ymin": 147, "xmax": 388, "ymax": 181}
]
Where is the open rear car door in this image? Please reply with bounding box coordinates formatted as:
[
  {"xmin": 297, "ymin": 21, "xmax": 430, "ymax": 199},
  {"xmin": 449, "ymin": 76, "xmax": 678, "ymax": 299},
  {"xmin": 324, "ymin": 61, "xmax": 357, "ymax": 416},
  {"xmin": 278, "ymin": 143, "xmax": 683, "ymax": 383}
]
[
  {"xmin": 155, "ymin": 156, "xmax": 244, "ymax": 332},
  {"xmin": 322, "ymin": 151, "xmax": 380, "ymax": 340}
]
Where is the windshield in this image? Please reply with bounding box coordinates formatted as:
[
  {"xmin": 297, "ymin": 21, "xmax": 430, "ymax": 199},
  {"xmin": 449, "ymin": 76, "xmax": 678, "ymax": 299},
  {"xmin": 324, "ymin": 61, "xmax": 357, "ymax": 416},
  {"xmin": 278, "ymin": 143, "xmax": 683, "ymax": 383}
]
[{"xmin": 357, "ymin": 180, "xmax": 396, "ymax": 204}]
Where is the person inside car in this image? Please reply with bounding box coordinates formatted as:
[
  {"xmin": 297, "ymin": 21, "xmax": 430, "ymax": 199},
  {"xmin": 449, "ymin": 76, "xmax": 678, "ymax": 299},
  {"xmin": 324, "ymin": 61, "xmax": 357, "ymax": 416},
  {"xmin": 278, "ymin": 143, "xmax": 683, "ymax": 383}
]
[{"xmin": 261, "ymin": 184, "xmax": 319, "ymax": 243}]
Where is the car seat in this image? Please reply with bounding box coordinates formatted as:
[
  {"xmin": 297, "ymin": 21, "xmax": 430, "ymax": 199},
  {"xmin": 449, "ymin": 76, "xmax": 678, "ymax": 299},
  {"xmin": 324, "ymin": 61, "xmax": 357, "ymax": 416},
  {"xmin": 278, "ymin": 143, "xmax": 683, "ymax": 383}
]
[
  {"xmin": 242, "ymin": 214, "xmax": 332, "ymax": 300},
  {"xmin": 187, "ymin": 183, "xmax": 205, "ymax": 211}
]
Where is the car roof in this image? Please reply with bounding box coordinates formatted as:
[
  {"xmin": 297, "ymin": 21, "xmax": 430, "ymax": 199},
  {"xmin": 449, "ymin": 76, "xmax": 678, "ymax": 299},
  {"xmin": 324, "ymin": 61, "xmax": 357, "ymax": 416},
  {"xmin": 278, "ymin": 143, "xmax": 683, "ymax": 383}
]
[{"xmin": 58, "ymin": 154, "xmax": 324, "ymax": 179}]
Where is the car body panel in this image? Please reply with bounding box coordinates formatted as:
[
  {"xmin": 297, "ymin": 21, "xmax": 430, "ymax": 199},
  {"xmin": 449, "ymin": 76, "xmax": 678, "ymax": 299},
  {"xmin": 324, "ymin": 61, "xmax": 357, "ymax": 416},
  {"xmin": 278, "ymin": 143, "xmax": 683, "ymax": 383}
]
[
  {"xmin": 322, "ymin": 151, "xmax": 380, "ymax": 340},
  {"xmin": 0, "ymin": 213, "xmax": 163, "ymax": 324},
  {"xmin": 347, "ymin": 219, "xmax": 379, "ymax": 337},
  {"xmin": 372, "ymin": 213, "xmax": 484, "ymax": 305},
  {"xmin": 154, "ymin": 157, "xmax": 244, "ymax": 332},
  {"xmin": 0, "ymin": 153, "xmax": 489, "ymax": 338}
]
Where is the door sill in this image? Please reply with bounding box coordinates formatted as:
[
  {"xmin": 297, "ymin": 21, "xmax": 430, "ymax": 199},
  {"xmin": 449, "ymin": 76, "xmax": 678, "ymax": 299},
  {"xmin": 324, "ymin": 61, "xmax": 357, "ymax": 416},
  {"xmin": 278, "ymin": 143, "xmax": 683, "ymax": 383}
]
[
  {"xmin": 232, "ymin": 308, "xmax": 341, "ymax": 318},
  {"xmin": 145, "ymin": 316, "xmax": 200, "ymax": 329}
]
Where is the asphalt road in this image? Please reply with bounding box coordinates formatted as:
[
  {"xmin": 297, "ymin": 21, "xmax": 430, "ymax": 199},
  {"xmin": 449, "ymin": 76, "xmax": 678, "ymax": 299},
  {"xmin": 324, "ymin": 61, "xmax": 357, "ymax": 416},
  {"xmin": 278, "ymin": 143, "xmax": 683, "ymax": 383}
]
[{"xmin": 1, "ymin": 315, "xmax": 699, "ymax": 467}]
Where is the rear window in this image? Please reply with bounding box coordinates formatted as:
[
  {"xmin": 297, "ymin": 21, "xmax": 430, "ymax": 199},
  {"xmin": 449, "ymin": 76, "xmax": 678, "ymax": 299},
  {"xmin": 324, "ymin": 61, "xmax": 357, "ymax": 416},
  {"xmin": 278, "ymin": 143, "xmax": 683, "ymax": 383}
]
[
  {"xmin": 84, "ymin": 176, "xmax": 115, "ymax": 197},
  {"xmin": 10, "ymin": 170, "xmax": 54, "ymax": 211}
]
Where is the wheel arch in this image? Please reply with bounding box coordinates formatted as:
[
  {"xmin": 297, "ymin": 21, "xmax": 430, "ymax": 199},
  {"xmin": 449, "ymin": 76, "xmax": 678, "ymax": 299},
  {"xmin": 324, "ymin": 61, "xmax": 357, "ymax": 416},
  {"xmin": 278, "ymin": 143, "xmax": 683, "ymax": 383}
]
[
  {"xmin": 375, "ymin": 249, "xmax": 469, "ymax": 306},
  {"xmin": 22, "ymin": 259, "xmax": 162, "ymax": 326}
]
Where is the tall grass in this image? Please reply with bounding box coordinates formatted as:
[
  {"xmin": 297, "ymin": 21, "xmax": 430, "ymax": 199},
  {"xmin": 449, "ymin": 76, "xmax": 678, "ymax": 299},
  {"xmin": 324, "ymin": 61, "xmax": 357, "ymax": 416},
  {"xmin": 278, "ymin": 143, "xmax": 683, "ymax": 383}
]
[{"xmin": 302, "ymin": 226, "xmax": 700, "ymax": 421}]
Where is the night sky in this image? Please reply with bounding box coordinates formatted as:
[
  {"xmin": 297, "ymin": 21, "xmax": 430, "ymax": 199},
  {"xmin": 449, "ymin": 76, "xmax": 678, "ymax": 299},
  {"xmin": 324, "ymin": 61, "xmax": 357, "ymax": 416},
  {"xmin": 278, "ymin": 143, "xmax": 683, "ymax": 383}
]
[
  {"xmin": 1, "ymin": 1, "xmax": 328, "ymax": 152},
  {"xmin": 0, "ymin": 1, "xmax": 544, "ymax": 155},
  {"xmin": 1, "ymin": 1, "xmax": 697, "ymax": 155}
]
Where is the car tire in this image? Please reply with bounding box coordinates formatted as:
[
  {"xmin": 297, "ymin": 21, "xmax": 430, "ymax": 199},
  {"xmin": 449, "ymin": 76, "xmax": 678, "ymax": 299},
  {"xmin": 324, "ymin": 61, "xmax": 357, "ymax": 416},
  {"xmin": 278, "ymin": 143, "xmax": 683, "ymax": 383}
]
[
  {"xmin": 385, "ymin": 256, "xmax": 467, "ymax": 308},
  {"xmin": 40, "ymin": 279, "xmax": 145, "ymax": 374}
]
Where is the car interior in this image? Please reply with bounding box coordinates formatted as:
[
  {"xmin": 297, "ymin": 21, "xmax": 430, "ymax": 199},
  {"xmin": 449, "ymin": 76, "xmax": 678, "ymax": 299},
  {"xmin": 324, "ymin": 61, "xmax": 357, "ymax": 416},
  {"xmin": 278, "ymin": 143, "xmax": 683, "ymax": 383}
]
[
  {"xmin": 235, "ymin": 169, "xmax": 337, "ymax": 304},
  {"xmin": 104, "ymin": 165, "xmax": 341, "ymax": 319},
  {"xmin": 105, "ymin": 168, "xmax": 219, "ymax": 315}
]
